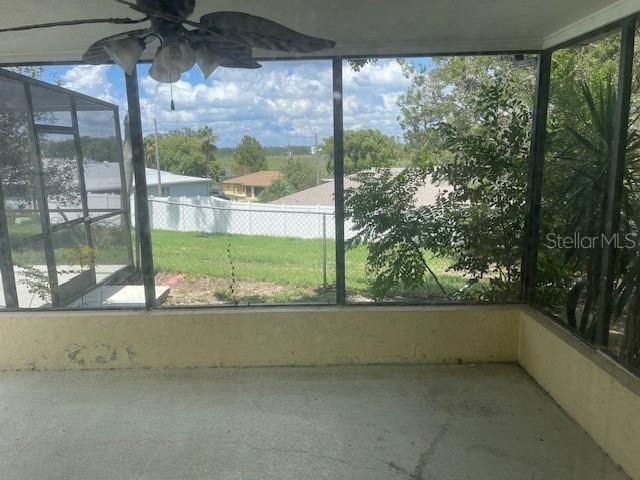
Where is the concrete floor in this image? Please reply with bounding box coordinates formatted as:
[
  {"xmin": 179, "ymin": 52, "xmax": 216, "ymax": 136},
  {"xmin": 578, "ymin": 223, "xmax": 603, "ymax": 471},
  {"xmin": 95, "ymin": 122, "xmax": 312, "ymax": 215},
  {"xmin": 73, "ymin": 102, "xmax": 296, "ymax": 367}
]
[{"xmin": 0, "ymin": 364, "xmax": 630, "ymax": 480}]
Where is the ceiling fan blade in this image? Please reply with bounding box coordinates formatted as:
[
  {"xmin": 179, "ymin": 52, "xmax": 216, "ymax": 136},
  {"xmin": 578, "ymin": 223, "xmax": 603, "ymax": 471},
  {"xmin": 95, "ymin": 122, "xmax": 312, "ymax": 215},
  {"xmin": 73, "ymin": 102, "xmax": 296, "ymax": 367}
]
[
  {"xmin": 221, "ymin": 59, "xmax": 261, "ymax": 69},
  {"xmin": 114, "ymin": 0, "xmax": 239, "ymax": 45},
  {"xmin": 114, "ymin": 0, "xmax": 194, "ymax": 21},
  {"xmin": 186, "ymin": 31, "xmax": 261, "ymax": 69},
  {"xmin": 0, "ymin": 16, "xmax": 148, "ymax": 34},
  {"xmin": 82, "ymin": 28, "xmax": 151, "ymax": 64},
  {"xmin": 218, "ymin": 50, "xmax": 261, "ymax": 69},
  {"xmin": 199, "ymin": 12, "xmax": 336, "ymax": 53}
]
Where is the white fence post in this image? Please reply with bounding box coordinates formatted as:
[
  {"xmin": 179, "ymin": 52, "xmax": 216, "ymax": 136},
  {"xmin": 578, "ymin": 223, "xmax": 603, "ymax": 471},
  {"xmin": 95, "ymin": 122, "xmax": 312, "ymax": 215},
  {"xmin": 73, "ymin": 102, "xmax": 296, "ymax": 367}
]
[
  {"xmin": 148, "ymin": 197, "xmax": 154, "ymax": 230},
  {"xmin": 282, "ymin": 203, "xmax": 287, "ymax": 237},
  {"xmin": 181, "ymin": 196, "xmax": 186, "ymax": 232}
]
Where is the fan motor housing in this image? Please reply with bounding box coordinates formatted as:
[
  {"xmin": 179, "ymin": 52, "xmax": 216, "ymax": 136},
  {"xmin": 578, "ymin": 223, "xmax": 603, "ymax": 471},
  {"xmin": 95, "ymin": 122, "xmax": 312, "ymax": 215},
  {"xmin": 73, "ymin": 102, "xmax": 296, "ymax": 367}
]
[{"xmin": 138, "ymin": 0, "xmax": 196, "ymax": 20}]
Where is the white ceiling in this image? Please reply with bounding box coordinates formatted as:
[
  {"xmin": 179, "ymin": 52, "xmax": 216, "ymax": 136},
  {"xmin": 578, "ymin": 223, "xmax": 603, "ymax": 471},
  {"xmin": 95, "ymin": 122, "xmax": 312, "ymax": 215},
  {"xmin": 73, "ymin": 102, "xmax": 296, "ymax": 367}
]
[{"xmin": 0, "ymin": 0, "xmax": 638, "ymax": 64}]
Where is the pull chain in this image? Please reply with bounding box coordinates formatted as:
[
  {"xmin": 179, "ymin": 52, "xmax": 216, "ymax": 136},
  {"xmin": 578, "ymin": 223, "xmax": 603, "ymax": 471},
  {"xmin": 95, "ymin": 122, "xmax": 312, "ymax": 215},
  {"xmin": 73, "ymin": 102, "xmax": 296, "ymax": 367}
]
[{"xmin": 169, "ymin": 79, "xmax": 175, "ymax": 111}]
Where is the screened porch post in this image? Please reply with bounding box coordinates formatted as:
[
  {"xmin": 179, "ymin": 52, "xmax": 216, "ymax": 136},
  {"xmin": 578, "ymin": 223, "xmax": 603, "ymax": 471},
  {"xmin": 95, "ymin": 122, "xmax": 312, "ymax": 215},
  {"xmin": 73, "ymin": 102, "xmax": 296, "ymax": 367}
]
[
  {"xmin": 521, "ymin": 50, "xmax": 552, "ymax": 303},
  {"xmin": 596, "ymin": 18, "xmax": 637, "ymax": 345},
  {"xmin": 124, "ymin": 69, "xmax": 156, "ymax": 309},
  {"xmin": 0, "ymin": 182, "xmax": 18, "ymax": 308},
  {"xmin": 332, "ymin": 57, "xmax": 346, "ymax": 305}
]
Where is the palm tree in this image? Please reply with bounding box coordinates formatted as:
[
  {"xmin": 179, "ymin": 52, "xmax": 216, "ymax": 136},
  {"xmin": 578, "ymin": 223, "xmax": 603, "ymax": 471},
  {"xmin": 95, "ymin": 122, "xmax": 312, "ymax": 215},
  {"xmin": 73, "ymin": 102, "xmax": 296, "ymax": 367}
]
[
  {"xmin": 143, "ymin": 136, "xmax": 157, "ymax": 168},
  {"xmin": 556, "ymin": 78, "xmax": 640, "ymax": 368},
  {"xmin": 198, "ymin": 126, "xmax": 218, "ymax": 180}
]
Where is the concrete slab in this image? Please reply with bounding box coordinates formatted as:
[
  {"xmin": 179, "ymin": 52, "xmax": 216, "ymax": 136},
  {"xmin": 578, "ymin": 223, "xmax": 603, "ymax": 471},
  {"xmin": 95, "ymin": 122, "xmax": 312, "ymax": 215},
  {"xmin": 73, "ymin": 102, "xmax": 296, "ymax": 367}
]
[
  {"xmin": 0, "ymin": 265, "xmax": 154, "ymax": 309},
  {"xmin": 69, "ymin": 285, "xmax": 171, "ymax": 308},
  {"xmin": 0, "ymin": 364, "xmax": 630, "ymax": 480}
]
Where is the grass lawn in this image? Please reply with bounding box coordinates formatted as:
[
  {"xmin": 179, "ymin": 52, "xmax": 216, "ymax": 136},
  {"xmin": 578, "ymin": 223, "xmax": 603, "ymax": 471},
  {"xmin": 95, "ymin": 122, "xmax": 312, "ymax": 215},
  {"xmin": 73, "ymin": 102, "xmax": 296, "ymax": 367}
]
[{"xmin": 151, "ymin": 229, "xmax": 472, "ymax": 304}]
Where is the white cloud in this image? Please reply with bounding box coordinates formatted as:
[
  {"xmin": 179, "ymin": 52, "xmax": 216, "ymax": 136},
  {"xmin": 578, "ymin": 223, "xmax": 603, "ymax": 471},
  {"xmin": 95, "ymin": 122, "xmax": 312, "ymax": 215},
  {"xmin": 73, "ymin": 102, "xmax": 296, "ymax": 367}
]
[
  {"xmin": 137, "ymin": 59, "xmax": 408, "ymax": 147},
  {"xmin": 343, "ymin": 59, "xmax": 409, "ymax": 137},
  {"xmin": 53, "ymin": 59, "xmax": 410, "ymax": 146},
  {"xmin": 61, "ymin": 65, "xmax": 119, "ymax": 105}
]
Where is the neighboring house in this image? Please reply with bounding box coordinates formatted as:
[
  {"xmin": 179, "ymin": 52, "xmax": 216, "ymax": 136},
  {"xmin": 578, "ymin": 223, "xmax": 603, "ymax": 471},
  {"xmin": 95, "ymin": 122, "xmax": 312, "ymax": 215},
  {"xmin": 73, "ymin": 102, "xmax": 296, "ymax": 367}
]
[
  {"xmin": 221, "ymin": 171, "xmax": 282, "ymax": 199},
  {"xmin": 83, "ymin": 160, "xmax": 210, "ymax": 197},
  {"xmin": 145, "ymin": 169, "xmax": 210, "ymax": 197},
  {"xmin": 271, "ymin": 168, "xmax": 448, "ymax": 207}
]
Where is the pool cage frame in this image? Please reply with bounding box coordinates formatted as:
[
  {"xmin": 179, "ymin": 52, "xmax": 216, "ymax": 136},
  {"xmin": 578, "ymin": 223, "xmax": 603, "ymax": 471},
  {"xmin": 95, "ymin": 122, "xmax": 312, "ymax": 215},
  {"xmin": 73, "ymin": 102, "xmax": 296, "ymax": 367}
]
[{"xmin": 0, "ymin": 68, "xmax": 135, "ymax": 308}]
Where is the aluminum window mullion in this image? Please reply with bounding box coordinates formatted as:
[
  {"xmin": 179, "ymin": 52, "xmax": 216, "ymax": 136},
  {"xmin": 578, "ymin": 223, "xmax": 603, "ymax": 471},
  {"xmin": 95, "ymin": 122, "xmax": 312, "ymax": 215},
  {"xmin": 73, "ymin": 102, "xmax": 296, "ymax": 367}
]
[
  {"xmin": 70, "ymin": 95, "xmax": 97, "ymax": 287},
  {"xmin": 33, "ymin": 124, "xmax": 74, "ymax": 134},
  {"xmin": 0, "ymin": 181, "xmax": 18, "ymax": 308},
  {"xmin": 125, "ymin": 69, "xmax": 156, "ymax": 309},
  {"xmin": 520, "ymin": 51, "xmax": 552, "ymax": 304},
  {"xmin": 86, "ymin": 209, "xmax": 127, "ymax": 225},
  {"xmin": 112, "ymin": 106, "xmax": 136, "ymax": 268},
  {"xmin": 332, "ymin": 58, "xmax": 346, "ymax": 305},
  {"xmin": 595, "ymin": 18, "xmax": 637, "ymax": 345},
  {"xmin": 23, "ymin": 82, "xmax": 60, "ymax": 306}
]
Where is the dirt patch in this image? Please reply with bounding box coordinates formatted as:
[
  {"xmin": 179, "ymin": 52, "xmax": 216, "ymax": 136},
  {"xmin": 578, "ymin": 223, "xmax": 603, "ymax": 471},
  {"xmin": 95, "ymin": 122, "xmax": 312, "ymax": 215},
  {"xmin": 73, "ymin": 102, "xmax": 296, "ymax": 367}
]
[
  {"xmin": 159, "ymin": 273, "xmax": 186, "ymax": 288},
  {"xmin": 155, "ymin": 272, "xmax": 332, "ymax": 305}
]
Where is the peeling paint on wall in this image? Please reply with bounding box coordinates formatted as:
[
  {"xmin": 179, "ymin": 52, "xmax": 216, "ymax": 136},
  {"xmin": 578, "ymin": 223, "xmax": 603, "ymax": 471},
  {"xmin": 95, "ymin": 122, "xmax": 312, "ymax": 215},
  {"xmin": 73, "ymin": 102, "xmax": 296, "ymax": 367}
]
[{"xmin": 65, "ymin": 343, "xmax": 130, "ymax": 367}]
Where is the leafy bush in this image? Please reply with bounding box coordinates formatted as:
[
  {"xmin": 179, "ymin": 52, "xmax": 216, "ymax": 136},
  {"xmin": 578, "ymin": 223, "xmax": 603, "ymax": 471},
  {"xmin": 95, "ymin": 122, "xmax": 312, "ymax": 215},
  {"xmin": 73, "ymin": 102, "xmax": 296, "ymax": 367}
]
[{"xmin": 345, "ymin": 75, "xmax": 530, "ymax": 300}]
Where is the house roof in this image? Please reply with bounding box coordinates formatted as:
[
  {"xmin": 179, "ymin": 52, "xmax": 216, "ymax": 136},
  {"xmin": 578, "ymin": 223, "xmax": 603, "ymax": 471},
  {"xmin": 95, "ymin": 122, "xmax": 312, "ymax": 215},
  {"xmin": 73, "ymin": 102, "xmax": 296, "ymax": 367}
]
[
  {"xmin": 144, "ymin": 168, "xmax": 210, "ymax": 187},
  {"xmin": 271, "ymin": 168, "xmax": 448, "ymax": 207},
  {"xmin": 222, "ymin": 171, "xmax": 282, "ymax": 188},
  {"xmin": 83, "ymin": 160, "xmax": 209, "ymax": 193},
  {"xmin": 0, "ymin": 0, "xmax": 634, "ymax": 63}
]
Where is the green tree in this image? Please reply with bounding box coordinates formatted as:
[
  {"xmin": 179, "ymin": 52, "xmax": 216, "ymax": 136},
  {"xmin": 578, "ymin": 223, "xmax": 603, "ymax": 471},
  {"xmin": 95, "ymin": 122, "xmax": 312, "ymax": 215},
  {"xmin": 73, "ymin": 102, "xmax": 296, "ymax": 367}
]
[
  {"xmin": 398, "ymin": 56, "xmax": 535, "ymax": 165},
  {"xmin": 143, "ymin": 127, "xmax": 221, "ymax": 181},
  {"xmin": 259, "ymin": 177, "xmax": 294, "ymax": 202},
  {"xmin": 233, "ymin": 135, "xmax": 267, "ymax": 174},
  {"xmin": 6, "ymin": 66, "xmax": 47, "ymax": 80},
  {"xmin": 283, "ymin": 157, "xmax": 316, "ymax": 191},
  {"xmin": 430, "ymin": 76, "xmax": 531, "ymax": 298},
  {"xmin": 323, "ymin": 129, "xmax": 402, "ymax": 175},
  {"xmin": 80, "ymin": 136, "xmax": 120, "ymax": 164}
]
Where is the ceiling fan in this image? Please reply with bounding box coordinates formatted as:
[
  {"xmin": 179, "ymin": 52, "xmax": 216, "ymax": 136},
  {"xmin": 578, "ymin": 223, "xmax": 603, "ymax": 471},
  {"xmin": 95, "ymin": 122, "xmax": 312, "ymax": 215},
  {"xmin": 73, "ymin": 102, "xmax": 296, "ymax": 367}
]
[{"xmin": 0, "ymin": 0, "xmax": 336, "ymax": 83}]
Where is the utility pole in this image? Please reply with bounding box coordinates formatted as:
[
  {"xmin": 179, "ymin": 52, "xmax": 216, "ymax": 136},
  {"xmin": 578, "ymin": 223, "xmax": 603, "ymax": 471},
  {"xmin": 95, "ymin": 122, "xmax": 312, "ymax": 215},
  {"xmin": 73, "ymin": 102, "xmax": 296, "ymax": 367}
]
[
  {"xmin": 153, "ymin": 118, "xmax": 162, "ymax": 196},
  {"xmin": 315, "ymin": 132, "xmax": 320, "ymax": 185}
]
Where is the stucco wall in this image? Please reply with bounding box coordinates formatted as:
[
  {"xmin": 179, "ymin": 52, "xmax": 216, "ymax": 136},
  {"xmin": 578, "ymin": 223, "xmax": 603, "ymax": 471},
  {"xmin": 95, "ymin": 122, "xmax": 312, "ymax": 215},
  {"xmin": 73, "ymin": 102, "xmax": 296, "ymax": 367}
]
[
  {"xmin": 518, "ymin": 307, "xmax": 640, "ymax": 480},
  {"xmin": 0, "ymin": 305, "xmax": 519, "ymax": 371},
  {"xmin": 1, "ymin": 303, "xmax": 639, "ymax": 478}
]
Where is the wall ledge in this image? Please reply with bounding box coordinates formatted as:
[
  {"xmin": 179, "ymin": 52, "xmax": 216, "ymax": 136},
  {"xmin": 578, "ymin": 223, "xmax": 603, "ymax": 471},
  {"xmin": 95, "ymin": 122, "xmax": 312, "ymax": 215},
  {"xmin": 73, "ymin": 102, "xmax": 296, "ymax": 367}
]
[
  {"xmin": 519, "ymin": 305, "xmax": 640, "ymax": 397},
  {"xmin": 0, "ymin": 303, "xmax": 522, "ymax": 319},
  {"xmin": 518, "ymin": 305, "xmax": 640, "ymax": 480}
]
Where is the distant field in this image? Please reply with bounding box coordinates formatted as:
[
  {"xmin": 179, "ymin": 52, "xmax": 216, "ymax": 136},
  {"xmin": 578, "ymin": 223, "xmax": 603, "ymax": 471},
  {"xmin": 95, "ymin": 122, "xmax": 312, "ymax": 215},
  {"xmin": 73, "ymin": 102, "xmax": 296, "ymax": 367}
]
[{"xmin": 216, "ymin": 153, "xmax": 327, "ymax": 176}]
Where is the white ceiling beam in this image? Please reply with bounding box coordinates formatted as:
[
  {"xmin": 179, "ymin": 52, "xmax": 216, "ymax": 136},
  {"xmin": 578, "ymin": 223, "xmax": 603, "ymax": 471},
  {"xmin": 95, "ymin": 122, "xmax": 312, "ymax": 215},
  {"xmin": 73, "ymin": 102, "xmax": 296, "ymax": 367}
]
[{"xmin": 543, "ymin": 0, "xmax": 640, "ymax": 49}]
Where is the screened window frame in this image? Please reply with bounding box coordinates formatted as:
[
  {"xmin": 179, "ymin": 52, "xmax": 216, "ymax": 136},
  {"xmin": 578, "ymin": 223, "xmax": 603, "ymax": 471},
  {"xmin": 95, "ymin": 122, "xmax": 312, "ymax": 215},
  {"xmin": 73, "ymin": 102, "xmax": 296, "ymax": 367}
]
[{"xmin": 0, "ymin": 12, "xmax": 637, "ymax": 317}]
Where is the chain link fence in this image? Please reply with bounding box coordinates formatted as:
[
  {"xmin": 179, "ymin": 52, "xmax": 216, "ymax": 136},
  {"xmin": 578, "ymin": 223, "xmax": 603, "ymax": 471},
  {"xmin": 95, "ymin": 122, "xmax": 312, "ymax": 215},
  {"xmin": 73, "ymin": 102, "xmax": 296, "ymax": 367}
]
[
  {"xmin": 146, "ymin": 196, "xmax": 347, "ymax": 239},
  {"xmin": 137, "ymin": 196, "xmax": 355, "ymax": 291}
]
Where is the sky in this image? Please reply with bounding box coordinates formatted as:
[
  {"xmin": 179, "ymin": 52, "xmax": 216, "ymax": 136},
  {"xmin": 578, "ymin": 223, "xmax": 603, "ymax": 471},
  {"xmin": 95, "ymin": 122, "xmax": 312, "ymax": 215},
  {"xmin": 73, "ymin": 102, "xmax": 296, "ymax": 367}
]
[{"xmin": 43, "ymin": 58, "xmax": 432, "ymax": 148}]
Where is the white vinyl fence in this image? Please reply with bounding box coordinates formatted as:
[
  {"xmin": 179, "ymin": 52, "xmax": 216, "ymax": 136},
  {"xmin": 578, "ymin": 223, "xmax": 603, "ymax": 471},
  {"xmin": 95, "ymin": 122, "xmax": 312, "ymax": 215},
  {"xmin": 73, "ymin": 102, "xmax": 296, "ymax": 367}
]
[{"xmin": 133, "ymin": 196, "xmax": 356, "ymax": 240}]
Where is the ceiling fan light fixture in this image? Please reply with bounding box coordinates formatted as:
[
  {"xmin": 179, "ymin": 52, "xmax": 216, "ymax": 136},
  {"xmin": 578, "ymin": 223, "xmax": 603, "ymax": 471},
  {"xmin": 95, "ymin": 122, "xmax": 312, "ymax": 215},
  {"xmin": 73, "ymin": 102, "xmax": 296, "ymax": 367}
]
[
  {"xmin": 65, "ymin": 1, "xmax": 336, "ymax": 85},
  {"xmin": 103, "ymin": 37, "xmax": 145, "ymax": 75},
  {"xmin": 195, "ymin": 44, "xmax": 224, "ymax": 79},
  {"xmin": 157, "ymin": 36, "xmax": 196, "ymax": 74},
  {"xmin": 150, "ymin": 50, "xmax": 180, "ymax": 83}
]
